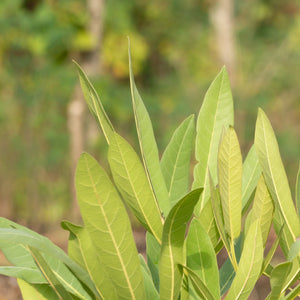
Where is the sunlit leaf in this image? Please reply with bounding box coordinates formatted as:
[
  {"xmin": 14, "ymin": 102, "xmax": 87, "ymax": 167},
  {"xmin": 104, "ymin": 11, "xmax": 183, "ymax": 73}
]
[
  {"xmin": 108, "ymin": 132, "xmax": 163, "ymax": 243},
  {"xmin": 128, "ymin": 41, "xmax": 170, "ymax": 215},
  {"xmin": 73, "ymin": 61, "xmax": 115, "ymax": 144},
  {"xmin": 254, "ymin": 108, "xmax": 300, "ymax": 256},
  {"xmin": 76, "ymin": 152, "xmax": 145, "ymax": 299},
  {"xmin": 161, "ymin": 115, "xmax": 195, "ymax": 207},
  {"xmin": 159, "ymin": 189, "xmax": 202, "ymax": 300},
  {"xmin": 186, "ymin": 218, "xmax": 220, "ymax": 299},
  {"xmin": 193, "ymin": 67, "xmax": 234, "ymax": 214},
  {"xmin": 225, "ymin": 220, "xmax": 263, "ymax": 300}
]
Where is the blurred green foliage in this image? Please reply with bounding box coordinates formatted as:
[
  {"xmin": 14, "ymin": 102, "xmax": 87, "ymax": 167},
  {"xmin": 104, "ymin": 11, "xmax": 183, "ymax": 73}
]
[{"xmin": 0, "ymin": 0, "xmax": 299, "ymax": 224}]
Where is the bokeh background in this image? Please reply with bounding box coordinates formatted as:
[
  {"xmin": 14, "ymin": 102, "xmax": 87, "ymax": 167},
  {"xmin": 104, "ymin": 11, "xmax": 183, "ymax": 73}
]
[
  {"xmin": 0, "ymin": 0, "xmax": 299, "ymax": 298},
  {"xmin": 1, "ymin": 0, "xmax": 299, "ymax": 226}
]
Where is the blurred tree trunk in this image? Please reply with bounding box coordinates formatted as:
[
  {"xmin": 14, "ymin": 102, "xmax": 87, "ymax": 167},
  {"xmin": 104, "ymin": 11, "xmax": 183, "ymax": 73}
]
[
  {"xmin": 210, "ymin": 0, "xmax": 236, "ymax": 86},
  {"xmin": 68, "ymin": 0, "xmax": 105, "ymax": 219}
]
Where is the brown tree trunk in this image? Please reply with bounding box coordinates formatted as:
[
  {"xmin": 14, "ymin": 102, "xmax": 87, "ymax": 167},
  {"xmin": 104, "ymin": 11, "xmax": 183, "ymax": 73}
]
[
  {"xmin": 210, "ymin": 0, "xmax": 236, "ymax": 86},
  {"xmin": 68, "ymin": 0, "xmax": 105, "ymax": 219}
]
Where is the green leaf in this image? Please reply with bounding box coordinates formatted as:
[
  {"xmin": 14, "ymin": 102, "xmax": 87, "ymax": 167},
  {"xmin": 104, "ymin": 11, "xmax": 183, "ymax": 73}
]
[
  {"xmin": 76, "ymin": 152, "xmax": 145, "ymax": 300},
  {"xmin": 193, "ymin": 67, "xmax": 234, "ymax": 214},
  {"xmin": 146, "ymin": 232, "xmax": 160, "ymax": 291},
  {"xmin": 254, "ymin": 108, "xmax": 300, "ymax": 254},
  {"xmin": 218, "ymin": 126, "xmax": 242, "ymax": 240},
  {"xmin": 268, "ymin": 262, "xmax": 292, "ymax": 300},
  {"xmin": 108, "ymin": 132, "xmax": 163, "ymax": 242},
  {"xmin": 287, "ymin": 240, "xmax": 300, "ymax": 261},
  {"xmin": 250, "ymin": 175, "xmax": 274, "ymax": 246},
  {"xmin": 242, "ymin": 145, "xmax": 262, "ymax": 213},
  {"xmin": 128, "ymin": 41, "xmax": 170, "ymax": 215},
  {"xmin": 280, "ymin": 258, "xmax": 300, "ymax": 295},
  {"xmin": 225, "ymin": 220, "xmax": 263, "ymax": 300},
  {"xmin": 161, "ymin": 115, "xmax": 195, "ymax": 207},
  {"xmin": 0, "ymin": 266, "xmax": 45, "ymax": 284},
  {"xmin": 61, "ymin": 221, "xmax": 116, "ymax": 299},
  {"xmin": 283, "ymin": 283, "xmax": 300, "ymax": 300},
  {"xmin": 198, "ymin": 198, "xmax": 220, "ymax": 248},
  {"xmin": 296, "ymin": 162, "xmax": 300, "ymax": 218},
  {"xmin": 0, "ymin": 218, "xmax": 98, "ymax": 299},
  {"xmin": 18, "ymin": 279, "xmax": 59, "ymax": 300},
  {"xmin": 186, "ymin": 218, "xmax": 220, "ymax": 299},
  {"xmin": 28, "ymin": 246, "xmax": 73, "ymax": 300},
  {"xmin": 159, "ymin": 189, "xmax": 203, "ymax": 300},
  {"xmin": 138, "ymin": 255, "xmax": 159, "ymax": 300},
  {"xmin": 73, "ymin": 61, "xmax": 115, "ymax": 144},
  {"xmin": 179, "ymin": 265, "xmax": 216, "ymax": 300}
]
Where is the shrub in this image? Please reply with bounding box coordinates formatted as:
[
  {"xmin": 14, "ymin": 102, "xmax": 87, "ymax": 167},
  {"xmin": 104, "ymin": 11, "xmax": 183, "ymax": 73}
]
[{"xmin": 0, "ymin": 43, "xmax": 299, "ymax": 299}]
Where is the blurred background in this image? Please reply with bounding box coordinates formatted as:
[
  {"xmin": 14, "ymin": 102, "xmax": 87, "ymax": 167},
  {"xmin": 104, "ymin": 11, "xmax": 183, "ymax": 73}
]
[{"xmin": 0, "ymin": 0, "xmax": 299, "ymax": 227}]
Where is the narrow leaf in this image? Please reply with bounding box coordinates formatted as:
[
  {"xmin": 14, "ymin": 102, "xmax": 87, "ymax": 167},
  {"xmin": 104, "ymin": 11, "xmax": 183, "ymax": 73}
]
[
  {"xmin": 0, "ymin": 266, "xmax": 45, "ymax": 284},
  {"xmin": 186, "ymin": 218, "xmax": 220, "ymax": 299},
  {"xmin": 218, "ymin": 126, "xmax": 242, "ymax": 240},
  {"xmin": 76, "ymin": 152, "xmax": 145, "ymax": 300},
  {"xmin": 61, "ymin": 221, "xmax": 116, "ymax": 299},
  {"xmin": 242, "ymin": 145, "xmax": 262, "ymax": 212},
  {"xmin": 250, "ymin": 175, "xmax": 274, "ymax": 246},
  {"xmin": 283, "ymin": 283, "xmax": 300, "ymax": 300},
  {"xmin": 128, "ymin": 41, "xmax": 170, "ymax": 215},
  {"xmin": 296, "ymin": 162, "xmax": 300, "ymax": 218},
  {"xmin": 28, "ymin": 246, "xmax": 73, "ymax": 300},
  {"xmin": 146, "ymin": 232, "xmax": 160, "ymax": 291},
  {"xmin": 225, "ymin": 220, "xmax": 263, "ymax": 300},
  {"xmin": 18, "ymin": 279, "xmax": 59, "ymax": 300},
  {"xmin": 159, "ymin": 189, "xmax": 203, "ymax": 300},
  {"xmin": 179, "ymin": 265, "xmax": 216, "ymax": 300},
  {"xmin": 193, "ymin": 66, "xmax": 234, "ymax": 213},
  {"xmin": 269, "ymin": 262, "xmax": 292, "ymax": 300},
  {"xmin": 108, "ymin": 132, "xmax": 163, "ymax": 243},
  {"xmin": 161, "ymin": 115, "xmax": 195, "ymax": 207},
  {"xmin": 287, "ymin": 240, "xmax": 300, "ymax": 261},
  {"xmin": 74, "ymin": 61, "xmax": 114, "ymax": 144},
  {"xmin": 254, "ymin": 108, "xmax": 300, "ymax": 253}
]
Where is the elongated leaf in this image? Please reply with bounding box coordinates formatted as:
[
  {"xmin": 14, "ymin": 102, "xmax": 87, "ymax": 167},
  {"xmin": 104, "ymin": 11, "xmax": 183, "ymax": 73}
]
[
  {"xmin": 0, "ymin": 218, "xmax": 98, "ymax": 299},
  {"xmin": 159, "ymin": 189, "xmax": 203, "ymax": 300},
  {"xmin": 225, "ymin": 220, "xmax": 263, "ymax": 300},
  {"xmin": 269, "ymin": 262, "xmax": 292, "ymax": 300},
  {"xmin": 18, "ymin": 279, "xmax": 59, "ymax": 300},
  {"xmin": 108, "ymin": 132, "xmax": 163, "ymax": 243},
  {"xmin": 61, "ymin": 221, "xmax": 116, "ymax": 299},
  {"xmin": 74, "ymin": 61, "xmax": 115, "ymax": 144},
  {"xmin": 146, "ymin": 232, "xmax": 160, "ymax": 291},
  {"xmin": 193, "ymin": 67, "xmax": 234, "ymax": 214},
  {"xmin": 283, "ymin": 283, "xmax": 300, "ymax": 300},
  {"xmin": 287, "ymin": 240, "xmax": 300, "ymax": 261},
  {"xmin": 250, "ymin": 175, "xmax": 274, "ymax": 246},
  {"xmin": 179, "ymin": 265, "xmax": 216, "ymax": 300},
  {"xmin": 186, "ymin": 218, "xmax": 220, "ymax": 299},
  {"xmin": 280, "ymin": 258, "xmax": 300, "ymax": 295},
  {"xmin": 261, "ymin": 226, "xmax": 283, "ymax": 274},
  {"xmin": 28, "ymin": 246, "xmax": 73, "ymax": 300},
  {"xmin": 128, "ymin": 42, "xmax": 170, "ymax": 215},
  {"xmin": 254, "ymin": 108, "xmax": 300, "ymax": 252},
  {"xmin": 138, "ymin": 255, "xmax": 159, "ymax": 300},
  {"xmin": 0, "ymin": 266, "xmax": 45, "ymax": 284},
  {"xmin": 218, "ymin": 126, "xmax": 242, "ymax": 240},
  {"xmin": 161, "ymin": 115, "xmax": 195, "ymax": 206},
  {"xmin": 76, "ymin": 152, "xmax": 145, "ymax": 300},
  {"xmin": 198, "ymin": 198, "xmax": 220, "ymax": 248},
  {"xmin": 296, "ymin": 163, "xmax": 300, "ymax": 218},
  {"xmin": 242, "ymin": 145, "xmax": 262, "ymax": 212}
]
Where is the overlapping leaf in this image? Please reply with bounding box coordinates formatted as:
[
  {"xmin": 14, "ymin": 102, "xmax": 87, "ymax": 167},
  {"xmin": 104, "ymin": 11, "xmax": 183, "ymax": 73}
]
[
  {"xmin": 146, "ymin": 232, "xmax": 160, "ymax": 291},
  {"xmin": 108, "ymin": 132, "xmax": 163, "ymax": 243},
  {"xmin": 161, "ymin": 114, "xmax": 195, "ymax": 207},
  {"xmin": 255, "ymin": 108, "xmax": 300, "ymax": 255},
  {"xmin": 74, "ymin": 61, "xmax": 115, "ymax": 144},
  {"xmin": 76, "ymin": 152, "xmax": 145, "ymax": 300},
  {"xmin": 186, "ymin": 218, "xmax": 220, "ymax": 299},
  {"xmin": 159, "ymin": 189, "xmax": 202, "ymax": 300},
  {"xmin": 225, "ymin": 220, "xmax": 263, "ymax": 300},
  {"xmin": 193, "ymin": 67, "xmax": 234, "ymax": 214},
  {"xmin": 128, "ymin": 42, "xmax": 170, "ymax": 215}
]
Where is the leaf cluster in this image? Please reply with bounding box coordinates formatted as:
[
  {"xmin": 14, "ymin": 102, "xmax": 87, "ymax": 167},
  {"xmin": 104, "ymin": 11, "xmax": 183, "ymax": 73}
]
[{"xmin": 0, "ymin": 43, "xmax": 299, "ymax": 299}]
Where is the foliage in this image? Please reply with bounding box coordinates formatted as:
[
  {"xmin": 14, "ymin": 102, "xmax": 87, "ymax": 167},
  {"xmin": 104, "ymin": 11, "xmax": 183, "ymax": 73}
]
[{"xmin": 0, "ymin": 48, "xmax": 299, "ymax": 299}]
